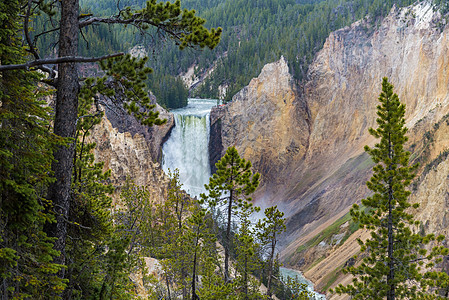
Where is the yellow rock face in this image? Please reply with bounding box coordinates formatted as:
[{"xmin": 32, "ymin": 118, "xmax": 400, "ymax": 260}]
[
  {"xmin": 213, "ymin": 3, "xmax": 449, "ymax": 281},
  {"xmin": 89, "ymin": 115, "xmax": 170, "ymax": 205}
]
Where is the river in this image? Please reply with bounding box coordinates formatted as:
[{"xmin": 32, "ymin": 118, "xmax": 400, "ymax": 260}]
[{"xmin": 279, "ymin": 267, "xmax": 326, "ymax": 299}]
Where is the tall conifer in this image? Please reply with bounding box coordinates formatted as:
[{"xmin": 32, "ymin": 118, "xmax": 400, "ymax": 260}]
[
  {"xmin": 256, "ymin": 205, "xmax": 286, "ymax": 297},
  {"xmin": 0, "ymin": 0, "xmax": 65, "ymax": 296},
  {"xmin": 334, "ymin": 78, "xmax": 447, "ymax": 299},
  {"xmin": 201, "ymin": 146, "xmax": 260, "ymax": 282}
]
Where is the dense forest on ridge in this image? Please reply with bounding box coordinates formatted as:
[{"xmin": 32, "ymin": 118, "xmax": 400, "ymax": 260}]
[
  {"xmin": 80, "ymin": 0, "xmax": 421, "ymax": 102},
  {"xmin": 33, "ymin": 0, "xmax": 421, "ymax": 106}
]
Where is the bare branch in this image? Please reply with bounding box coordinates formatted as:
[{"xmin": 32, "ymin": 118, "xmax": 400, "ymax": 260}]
[
  {"xmin": 0, "ymin": 53, "xmax": 125, "ymax": 72},
  {"xmin": 79, "ymin": 16, "xmax": 184, "ymax": 42},
  {"xmin": 80, "ymin": 27, "xmax": 89, "ymax": 48},
  {"xmin": 24, "ymin": 0, "xmax": 39, "ymax": 61},
  {"xmin": 33, "ymin": 27, "xmax": 60, "ymax": 46}
]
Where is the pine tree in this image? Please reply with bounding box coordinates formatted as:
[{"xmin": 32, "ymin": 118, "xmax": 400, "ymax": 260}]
[
  {"xmin": 334, "ymin": 77, "xmax": 447, "ymax": 299},
  {"xmin": 256, "ymin": 205, "xmax": 286, "ymax": 297},
  {"xmin": 0, "ymin": 0, "xmax": 67, "ymax": 297},
  {"xmin": 157, "ymin": 169, "xmax": 195, "ymax": 299},
  {"xmin": 101, "ymin": 178, "xmax": 154, "ymax": 300},
  {"xmin": 0, "ymin": 1, "xmax": 222, "ymax": 284},
  {"xmin": 200, "ymin": 146, "xmax": 260, "ymax": 282},
  {"xmin": 234, "ymin": 201, "xmax": 263, "ymax": 299},
  {"xmin": 283, "ymin": 276, "xmax": 313, "ymax": 300}
]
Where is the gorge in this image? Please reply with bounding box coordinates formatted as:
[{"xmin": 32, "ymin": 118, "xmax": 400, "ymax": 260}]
[
  {"xmin": 202, "ymin": 1, "xmax": 449, "ymax": 296},
  {"xmin": 11, "ymin": 0, "xmax": 449, "ymax": 298},
  {"xmin": 161, "ymin": 98, "xmax": 326, "ymax": 298},
  {"xmin": 93, "ymin": 1, "xmax": 449, "ymax": 297}
]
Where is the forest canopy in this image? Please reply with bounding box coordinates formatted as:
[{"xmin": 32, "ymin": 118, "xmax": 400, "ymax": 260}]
[{"xmin": 70, "ymin": 0, "xmax": 419, "ymax": 103}]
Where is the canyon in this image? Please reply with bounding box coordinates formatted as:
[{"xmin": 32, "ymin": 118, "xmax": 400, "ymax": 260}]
[
  {"xmin": 89, "ymin": 1, "xmax": 449, "ymax": 297},
  {"xmin": 209, "ymin": 2, "xmax": 449, "ymax": 295}
]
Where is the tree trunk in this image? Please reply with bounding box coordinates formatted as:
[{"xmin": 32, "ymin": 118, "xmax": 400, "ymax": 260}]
[
  {"xmin": 191, "ymin": 225, "xmax": 200, "ymax": 300},
  {"xmin": 387, "ymin": 181, "xmax": 395, "ymax": 300},
  {"xmin": 266, "ymin": 236, "xmax": 276, "ymax": 297},
  {"xmin": 46, "ymin": 0, "xmax": 80, "ymax": 275},
  {"xmin": 166, "ymin": 276, "xmax": 172, "ymax": 300},
  {"xmin": 225, "ymin": 189, "xmax": 233, "ymax": 282},
  {"xmin": 243, "ymin": 254, "xmax": 248, "ymax": 298},
  {"xmin": 386, "ymin": 131, "xmax": 395, "ymax": 300}
]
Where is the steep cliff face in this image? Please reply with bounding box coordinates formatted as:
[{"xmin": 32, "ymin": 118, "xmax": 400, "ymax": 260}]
[
  {"xmin": 210, "ymin": 56, "xmax": 310, "ymax": 198},
  {"xmin": 103, "ymin": 95, "xmax": 174, "ymax": 163},
  {"xmin": 89, "ymin": 115, "xmax": 170, "ymax": 204},
  {"xmin": 211, "ymin": 1, "xmax": 449, "ymax": 265},
  {"xmin": 289, "ymin": 1, "xmax": 449, "ymax": 249}
]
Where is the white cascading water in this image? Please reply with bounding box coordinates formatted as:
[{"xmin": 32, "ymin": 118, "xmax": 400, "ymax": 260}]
[{"xmin": 162, "ymin": 98, "xmax": 218, "ymax": 197}]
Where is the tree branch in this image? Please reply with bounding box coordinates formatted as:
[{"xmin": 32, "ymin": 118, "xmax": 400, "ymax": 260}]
[
  {"xmin": 79, "ymin": 16, "xmax": 184, "ymax": 41},
  {"xmin": 79, "ymin": 15, "xmax": 141, "ymax": 28},
  {"xmin": 33, "ymin": 27, "xmax": 60, "ymax": 46},
  {"xmin": 24, "ymin": 0, "xmax": 40, "ymax": 61},
  {"xmin": 0, "ymin": 53, "xmax": 125, "ymax": 71}
]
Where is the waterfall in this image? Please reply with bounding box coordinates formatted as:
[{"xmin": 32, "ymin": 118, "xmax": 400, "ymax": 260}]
[{"xmin": 162, "ymin": 98, "xmax": 218, "ymax": 197}]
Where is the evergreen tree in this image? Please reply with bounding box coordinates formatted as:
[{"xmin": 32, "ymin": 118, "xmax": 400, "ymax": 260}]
[
  {"xmin": 0, "ymin": 0, "xmax": 221, "ymax": 288},
  {"xmin": 234, "ymin": 201, "xmax": 263, "ymax": 299},
  {"xmin": 0, "ymin": 0, "xmax": 66, "ymax": 297},
  {"xmin": 200, "ymin": 146, "xmax": 260, "ymax": 282},
  {"xmin": 256, "ymin": 205, "xmax": 286, "ymax": 297},
  {"xmin": 104, "ymin": 178, "xmax": 155, "ymax": 300},
  {"xmin": 283, "ymin": 276, "xmax": 313, "ymax": 300},
  {"xmin": 334, "ymin": 78, "xmax": 447, "ymax": 299},
  {"xmin": 157, "ymin": 169, "xmax": 193, "ymax": 299}
]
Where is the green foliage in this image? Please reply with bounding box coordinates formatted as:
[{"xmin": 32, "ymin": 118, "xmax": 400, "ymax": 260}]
[
  {"xmin": 35, "ymin": 0, "xmax": 415, "ymax": 104},
  {"xmin": 98, "ymin": 54, "xmax": 167, "ymax": 127},
  {"xmin": 147, "ymin": 72, "xmax": 189, "ymax": 109},
  {"xmin": 197, "ymin": 254, "xmax": 237, "ymax": 299},
  {"xmin": 145, "ymin": 0, "xmax": 416, "ymax": 101},
  {"xmin": 256, "ymin": 205, "xmax": 286, "ymax": 297},
  {"xmin": 156, "ymin": 169, "xmax": 195, "ymax": 298},
  {"xmin": 103, "ymin": 179, "xmax": 155, "ymax": 299},
  {"xmin": 1, "ymin": 0, "xmax": 223, "ymax": 297},
  {"xmin": 62, "ymin": 72, "xmax": 117, "ymax": 299},
  {"xmin": 283, "ymin": 275, "xmax": 314, "ymax": 300},
  {"xmin": 334, "ymin": 78, "xmax": 446, "ymax": 299},
  {"xmin": 201, "ymin": 146, "xmax": 260, "ymax": 281},
  {"xmin": 234, "ymin": 201, "xmax": 263, "ymax": 299},
  {"xmin": 0, "ymin": 1, "xmax": 67, "ymax": 297},
  {"xmin": 202, "ymin": 146, "xmax": 260, "ymax": 208}
]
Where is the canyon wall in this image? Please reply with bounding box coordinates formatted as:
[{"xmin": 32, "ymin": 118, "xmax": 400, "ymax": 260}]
[
  {"xmin": 103, "ymin": 95, "xmax": 174, "ymax": 163},
  {"xmin": 90, "ymin": 106, "xmax": 174, "ymax": 204},
  {"xmin": 210, "ymin": 1, "xmax": 449, "ymax": 274},
  {"xmin": 209, "ymin": 56, "xmax": 310, "ymax": 198}
]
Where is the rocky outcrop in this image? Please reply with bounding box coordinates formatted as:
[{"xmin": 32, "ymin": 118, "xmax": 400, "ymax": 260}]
[
  {"xmin": 210, "ymin": 56, "xmax": 310, "ymax": 198},
  {"xmin": 89, "ymin": 115, "xmax": 170, "ymax": 204},
  {"xmin": 104, "ymin": 98, "xmax": 174, "ymax": 163},
  {"xmin": 209, "ymin": 107, "xmax": 224, "ymax": 174},
  {"xmin": 286, "ymin": 1, "xmax": 449, "ymax": 246},
  {"xmin": 211, "ymin": 1, "xmax": 449, "ymax": 267}
]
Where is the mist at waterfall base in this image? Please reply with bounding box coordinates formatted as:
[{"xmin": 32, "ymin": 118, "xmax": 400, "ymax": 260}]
[
  {"xmin": 162, "ymin": 98, "xmax": 325, "ymax": 299},
  {"xmin": 162, "ymin": 98, "xmax": 218, "ymax": 198}
]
